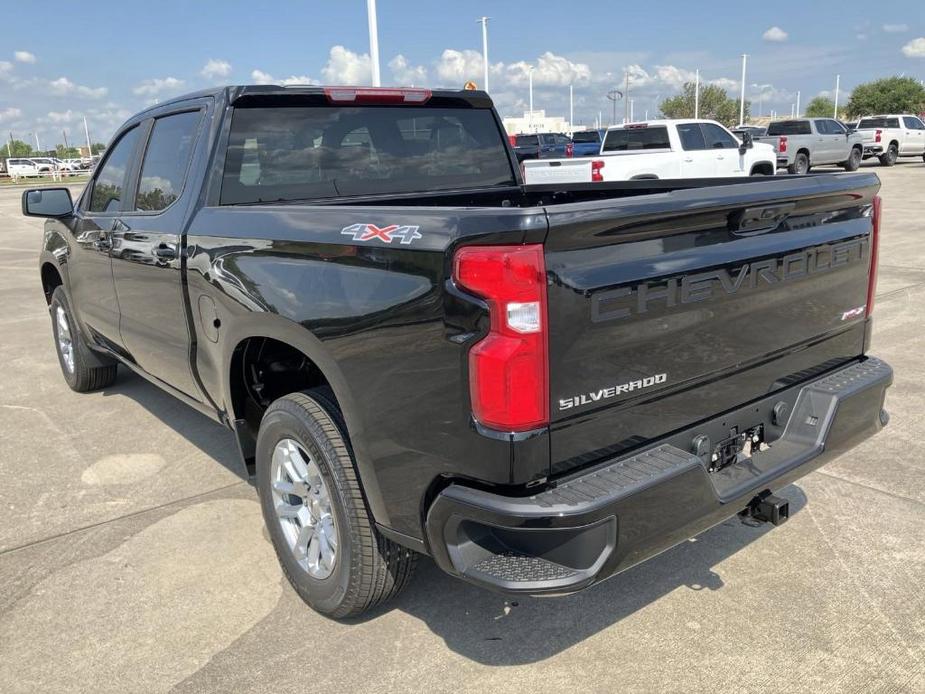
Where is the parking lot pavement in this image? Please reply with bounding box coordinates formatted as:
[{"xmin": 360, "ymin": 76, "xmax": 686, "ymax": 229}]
[{"xmin": 1, "ymin": 166, "xmax": 923, "ymax": 693}]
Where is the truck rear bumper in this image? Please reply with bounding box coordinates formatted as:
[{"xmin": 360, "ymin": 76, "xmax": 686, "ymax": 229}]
[
  {"xmin": 864, "ymin": 145, "xmax": 884, "ymax": 157},
  {"xmin": 425, "ymin": 357, "xmax": 892, "ymax": 595}
]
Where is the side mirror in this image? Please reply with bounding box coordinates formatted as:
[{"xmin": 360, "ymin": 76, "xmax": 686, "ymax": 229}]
[
  {"xmin": 22, "ymin": 187, "xmax": 74, "ymax": 219},
  {"xmin": 739, "ymin": 131, "xmax": 754, "ymax": 154}
]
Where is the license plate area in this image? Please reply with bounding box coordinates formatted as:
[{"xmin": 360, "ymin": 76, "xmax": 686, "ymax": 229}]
[{"xmin": 709, "ymin": 424, "xmax": 766, "ymax": 473}]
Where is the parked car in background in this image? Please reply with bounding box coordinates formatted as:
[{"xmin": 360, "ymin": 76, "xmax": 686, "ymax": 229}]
[
  {"xmin": 523, "ymin": 119, "xmax": 775, "ymax": 184},
  {"xmin": 5, "ymin": 158, "xmax": 42, "ymax": 177},
  {"xmin": 28, "ymin": 157, "xmax": 58, "ymax": 172},
  {"xmin": 854, "ymin": 115, "xmax": 925, "ymax": 165},
  {"xmin": 732, "ymin": 125, "xmax": 767, "ymax": 137},
  {"xmin": 512, "ymin": 132, "xmax": 572, "ymax": 162},
  {"xmin": 570, "ymin": 129, "xmax": 605, "ymax": 156},
  {"xmin": 755, "ymin": 118, "xmax": 864, "ymax": 174}
]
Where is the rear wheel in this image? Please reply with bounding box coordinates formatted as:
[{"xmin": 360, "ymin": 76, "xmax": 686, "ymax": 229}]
[
  {"xmin": 843, "ymin": 147, "xmax": 861, "ymax": 172},
  {"xmin": 787, "ymin": 152, "xmax": 810, "ymax": 175},
  {"xmin": 256, "ymin": 390, "xmax": 417, "ymax": 618},
  {"xmin": 879, "ymin": 144, "xmax": 898, "ymax": 166},
  {"xmin": 49, "ymin": 287, "xmax": 117, "ymax": 392}
]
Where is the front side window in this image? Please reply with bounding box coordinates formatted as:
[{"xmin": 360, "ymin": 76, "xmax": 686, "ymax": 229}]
[
  {"xmin": 700, "ymin": 123, "xmax": 738, "ymax": 149},
  {"xmin": 135, "ymin": 111, "xmax": 201, "ymax": 212},
  {"xmin": 89, "ymin": 126, "xmax": 141, "ymax": 213},
  {"xmin": 221, "ymin": 106, "xmax": 516, "ymax": 204},
  {"xmin": 676, "ymin": 123, "xmax": 707, "ymax": 150},
  {"xmin": 902, "ymin": 116, "xmax": 925, "ymax": 130},
  {"xmin": 827, "ymin": 120, "xmax": 846, "ymax": 134}
]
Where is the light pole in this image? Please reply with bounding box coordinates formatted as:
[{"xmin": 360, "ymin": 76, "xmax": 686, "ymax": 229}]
[
  {"xmin": 796, "ymin": 90, "xmax": 801, "ymax": 117},
  {"xmin": 833, "ymin": 74, "xmax": 840, "ymax": 119},
  {"xmin": 477, "ymin": 17, "xmax": 489, "ymax": 92},
  {"xmin": 528, "ymin": 66, "xmax": 535, "ymax": 131},
  {"xmin": 367, "ymin": 0, "xmax": 381, "ymax": 87},
  {"xmin": 606, "ymin": 88, "xmax": 622, "ymax": 126},
  {"xmin": 569, "ymin": 84, "xmax": 573, "ymax": 135},
  {"xmin": 83, "ymin": 117, "xmax": 92, "ymax": 159},
  {"xmin": 739, "ymin": 54, "xmax": 747, "ymax": 125},
  {"xmin": 694, "ymin": 69, "xmax": 700, "ymax": 118},
  {"xmin": 624, "ymin": 70, "xmax": 630, "ymax": 123},
  {"xmin": 34, "ymin": 132, "xmax": 40, "ymax": 153}
]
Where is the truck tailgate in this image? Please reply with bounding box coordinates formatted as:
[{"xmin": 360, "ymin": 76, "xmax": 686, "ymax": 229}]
[
  {"xmin": 524, "ymin": 158, "xmax": 592, "ymax": 185},
  {"xmin": 542, "ymin": 173, "xmax": 880, "ymax": 475}
]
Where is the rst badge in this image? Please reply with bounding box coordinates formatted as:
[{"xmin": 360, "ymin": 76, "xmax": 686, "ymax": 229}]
[{"xmin": 341, "ymin": 223, "xmax": 422, "ymax": 245}]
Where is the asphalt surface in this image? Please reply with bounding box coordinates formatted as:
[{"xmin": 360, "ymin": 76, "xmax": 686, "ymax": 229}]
[{"xmin": 1, "ymin": 163, "xmax": 923, "ymax": 693}]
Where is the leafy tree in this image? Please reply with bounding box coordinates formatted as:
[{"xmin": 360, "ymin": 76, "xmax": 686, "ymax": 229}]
[
  {"xmin": 804, "ymin": 96, "xmax": 835, "ymax": 118},
  {"xmin": 55, "ymin": 144, "xmax": 80, "ymax": 159},
  {"xmin": 4, "ymin": 139, "xmax": 33, "ymax": 157},
  {"xmin": 660, "ymin": 83, "xmax": 748, "ymax": 127},
  {"xmin": 90, "ymin": 142, "xmax": 106, "ymax": 155},
  {"xmin": 846, "ymin": 76, "xmax": 925, "ymax": 118}
]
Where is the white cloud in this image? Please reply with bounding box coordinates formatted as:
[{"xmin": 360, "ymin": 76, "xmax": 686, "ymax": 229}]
[
  {"xmin": 46, "ymin": 109, "xmax": 77, "ymax": 123},
  {"xmin": 0, "ymin": 106, "xmax": 22, "ymax": 122},
  {"xmin": 132, "ymin": 77, "xmax": 185, "ymax": 96},
  {"xmin": 200, "ymin": 58, "xmax": 232, "ymax": 80},
  {"xmin": 762, "ymin": 26, "xmax": 788, "ymax": 42},
  {"xmin": 388, "ymin": 55, "xmax": 427, "ymax": 86},
  {"xmin": 435, "ymin": 49, "xmax": 488, "ymax": 84},
  {"xmin": 505, "ymin": 52, "xmax": 591, "ymax": 87},
  {"xmin": 902, "ymin": 37, "xmax": 925, "ymax": 58},
  {"xmin": 883, "ymin": 24, "xmax": 908, "ymax": 33},
  {"xmin": 857, "ymin": 33, "xmax": 868, "ymax": 41},
  {"xmin": 14, "ymin": 50, "xmax": 36, "ymax": 64},
  {"xmin": 48, "ymin": 76, "xmax": 107, "ymax": 98},
  {"xmin": 0, "ymin": 60, "xmax": 12, "ymax": 74},
  {"xmin": 249, "ymin": 69, "xmax": 317, "ymax": 86},
  {"xmin": 321, "ymin": 45, "xmax": 371, "ymax": 84}
]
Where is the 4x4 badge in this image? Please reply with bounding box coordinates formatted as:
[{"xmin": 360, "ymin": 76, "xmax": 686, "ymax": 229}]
[{"xmin": 341, "ymin": 223, "xmax": 422, "ymax": 245}]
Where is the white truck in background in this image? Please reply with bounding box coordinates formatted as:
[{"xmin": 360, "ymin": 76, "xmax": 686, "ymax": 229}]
[
  {"xmin": 522, "ymin": 119, "xmax": 776, "ymax": 185},
  {"xmin": 854, "ymin": 115, "xmax": 925, "ymax": 165}
]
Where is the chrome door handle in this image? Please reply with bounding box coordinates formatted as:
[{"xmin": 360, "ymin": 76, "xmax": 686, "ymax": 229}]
[{"xmin": 152, "ymin": 243, "xmax": 178, "ymax": 260}]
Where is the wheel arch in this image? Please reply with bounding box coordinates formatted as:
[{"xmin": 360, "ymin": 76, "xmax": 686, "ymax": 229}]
[{"xmin": 749, "ymin": 161, "xmax": 775, "ymax": 176}]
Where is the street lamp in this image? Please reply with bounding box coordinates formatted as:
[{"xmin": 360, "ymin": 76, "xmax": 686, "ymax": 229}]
[
  {"xmin": 477, "ymin": 17, "xmax": 490, "ymax": 92},
  {"xmin": 367, "ymin": 0, "xmax": 381, "ymax": 87},
  {"xmin": 739, "ymin": 54, "xmax": 748, "ymax": 125}
]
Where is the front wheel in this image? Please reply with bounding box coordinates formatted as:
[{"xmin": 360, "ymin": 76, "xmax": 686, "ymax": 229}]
[
  {"xmin": 879, "ymin": 144, "xmax": 898, "ymax": 166},
  {"xmin": 49, "ymin": 287, "xmax": 117, "ymax": 392},
  {"xmin": 256, "ymin": 390, "xmax": 417, "ymax": 618},
  {"xmin": 843, "ymin": 147, "xmax": 862, "ymax": 172}
]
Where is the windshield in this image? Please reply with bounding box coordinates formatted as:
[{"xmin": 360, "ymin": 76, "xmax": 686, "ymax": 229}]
[
  {"xmin": 221, "ymin": 105, "xmax": 517, "ymax": 204},
  {"xmin": 571, "ymin": 131, "xmax": 601, "ymax": 143}
]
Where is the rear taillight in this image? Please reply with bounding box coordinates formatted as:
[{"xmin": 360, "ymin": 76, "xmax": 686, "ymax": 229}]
[
  {"xmin": 778, "ymin": 136, "xmax": 788, "ymax": 153},
  {"xmin": 453, "ymin": 245, "xmax": 549, "ymax": 432},
  {"xmin": 566, "ymin": 143, "xmax": 574, "ymax": 157},
  {"xmin": 875, "ymin": 129, "xmax": 882, "ymax": 143},
  {"xmin": 867, "ymin": 195, "xmax": 881, "ymax": 317},
  {"xmin": 323, "ymin": 87, "xmax": 431, "ymax": 104},
  {"xmin": 508, "ymin": 134, "xmax": 517, "ymax": 147},
  {"xmin": 591, "ymin": 159, "xmax": 605, "ymax": 182}
]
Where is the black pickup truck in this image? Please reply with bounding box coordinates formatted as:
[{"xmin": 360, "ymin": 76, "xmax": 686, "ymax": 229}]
[{"xmin": 23, "ymin": 86, "xmax": 891, "ymax": 618}]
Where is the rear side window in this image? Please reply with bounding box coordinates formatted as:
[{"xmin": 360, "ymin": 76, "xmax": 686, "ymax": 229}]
[
  {"xmin": 676, "ymin": 123, "xmax": 707, "ymax": 150},
  {"xmin": 221, "ymin": 106, "xmax": 516, "ymax": 204},
  {"xmin": 858, "ymin": 117, "xmax": 900, "ymax": 129},
  {"xmin": 515, "ymin": 135, "xmax": 539, "ymax": 147},
  {"xmin": 571, "ymin": 131, "xmax": 600, "ymax": 143},
  {"xmin": 89, "ymin": 126, "xmax": 141, "ymax": 213},
  {"xmin": 767, "ymin": 121, "xmax": 812, "ymax": 136},
  {"xmin": 602, "ymin": 126, "xmax": 670, "ymax": 152},
  {"xmin": 136, "ymin": 111, "xmax": 202, "ymax": 212}
]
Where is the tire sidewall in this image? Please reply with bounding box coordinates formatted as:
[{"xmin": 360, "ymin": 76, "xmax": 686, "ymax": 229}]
[
  {"xmin": 50, "ymin": 288, "xmax": 80, "ymax": 389},
  {"xmin": 256, "ymin": 399, "xmax": 356, "ymax": 614}
]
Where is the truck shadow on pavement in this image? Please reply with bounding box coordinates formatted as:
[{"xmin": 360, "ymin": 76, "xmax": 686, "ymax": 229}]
[{"xmin": 383, "ymin": 486, "xmax": 808, "ymax": 665}]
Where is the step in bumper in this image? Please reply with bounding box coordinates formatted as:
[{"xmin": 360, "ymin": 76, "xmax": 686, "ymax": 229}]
[{"xmin": 425, "ymin": 357, "xmax": 892, "ymax": 595}]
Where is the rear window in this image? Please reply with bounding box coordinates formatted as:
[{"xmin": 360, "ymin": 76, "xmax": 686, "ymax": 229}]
[
  {"xmin": 221, "ymin": 106, "xmax": 516, "ymax": 204},
  {"xmin": 571, "ymin": 131, "xmax": 601, "ymax": 143},
  {"xmin": 858, "ymin": 117, "xmax": 900, "ymax": 129},
  {"xmin": 602, "ymin": 126, "xmax": 670, "ymax": 152},
  {"xmin": 766, "ymin": 121, "xmax": 812, "ymax": 136},
  {"xmin": 515, "ymin": 135, "xmax": 539, "ymax": 147}
]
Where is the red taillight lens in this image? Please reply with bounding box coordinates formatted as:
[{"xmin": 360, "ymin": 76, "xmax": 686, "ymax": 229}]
[
  {"xmin": 508, "ymin": 134, "xmax": 517, "ymax": 147},
  {"xmin": 453, "ymin": 245, "xmax": 549, "ymax": 432},
  {"xmin": 867, "ymin": 196, "xmax": 881, "ymax": 317},
  {"xmin": 566, "ymin": 143, "xmax": 574, "ymax": 157},
  {"xmin": 875, "ymin": 129, "xmax": 882, "ymax": 143},
  {"xmin": 323, "ymin": 87, "xmax": 431, "ymax": 104},
  {"xmin": 778, "ymin": 136, "xmax": 788, "ymax": 153},
  {"xmin": 591, "ymin": 159, "xmax": 605, "ymax": 182}
]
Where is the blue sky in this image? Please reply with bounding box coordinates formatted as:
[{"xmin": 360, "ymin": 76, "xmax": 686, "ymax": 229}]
[{"xmin": 2, "ymin": 0, "xmax": 924, "ymax": 147}]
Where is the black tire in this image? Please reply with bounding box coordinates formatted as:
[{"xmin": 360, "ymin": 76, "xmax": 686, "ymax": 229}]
[
  {"xmin": 49, "ymin": 287, "xmax": 117, "ymax": 392},
  {"xmin": 879, "ymin": 144, "xmax": 898, "ymax": 167},
  {"xmin": 843, "ymin": 147, "xmax": 862, "ymax": 172},
  {"xmin": 787, "ymin": 152, "xmax": 810, "ymax": 175},
  {"xmin": 256, "ymin": 389, "xmax": 416, "ymax": 618}
]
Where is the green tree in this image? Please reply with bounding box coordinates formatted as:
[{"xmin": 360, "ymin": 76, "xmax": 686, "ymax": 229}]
[
  {"xmin": 90, "ymin": 142, "xmax": 106, "ymax": 155},
  {"xmin": 55, "ymin": 144, "xmax": 80, "ymax": 159},
  {"xmin": 659, "ymin": 83, "xmax": 748, "ymax": 127},
  {"xmin": 804, "ymin": 96, "xmax": 835, "ymax": 118},
  {"xmin": 4, "ymin": 139, "xmax": 33, "ymax": 157},
  {"xmin": 846, "ymin": 76, "xmax": 925, "ymax": 118}
]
